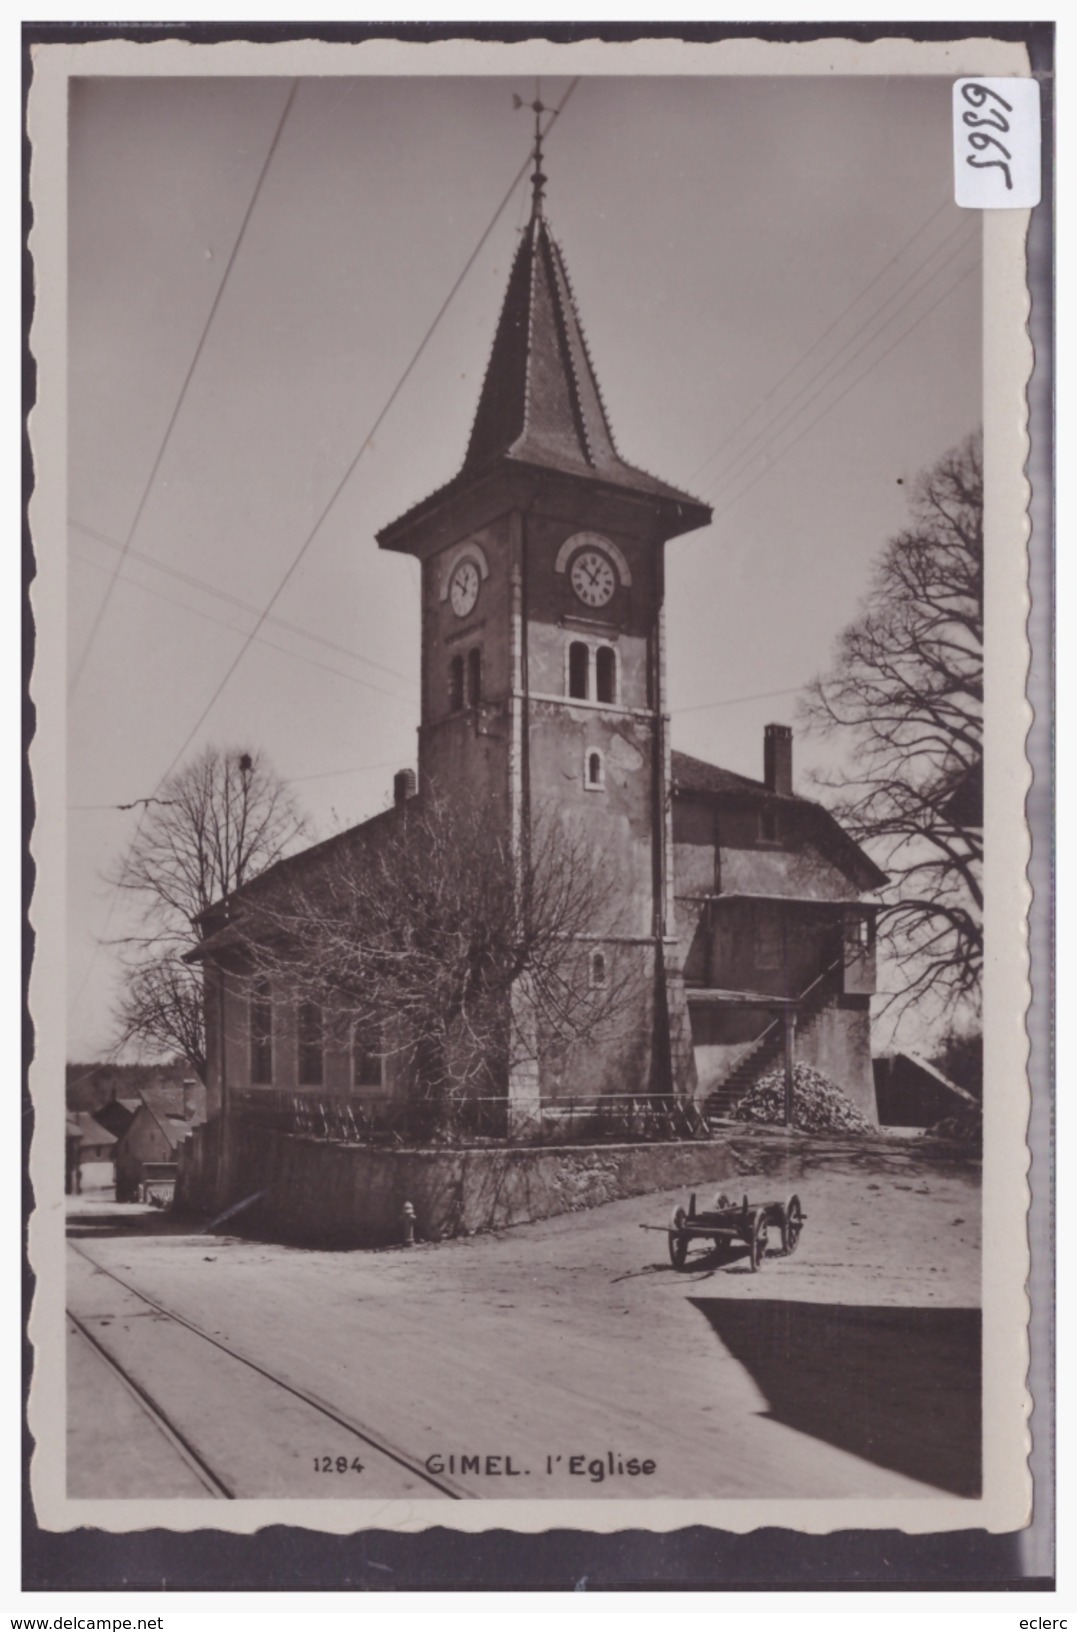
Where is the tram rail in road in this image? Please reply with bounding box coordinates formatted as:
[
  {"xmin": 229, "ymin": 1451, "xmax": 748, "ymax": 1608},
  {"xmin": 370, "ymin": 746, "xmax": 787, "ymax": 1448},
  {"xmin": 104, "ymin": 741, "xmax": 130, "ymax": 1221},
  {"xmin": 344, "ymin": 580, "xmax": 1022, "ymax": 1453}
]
[{"xmin": 66, "ymin": 1240, "xmax": 471, "ymax": 1500}]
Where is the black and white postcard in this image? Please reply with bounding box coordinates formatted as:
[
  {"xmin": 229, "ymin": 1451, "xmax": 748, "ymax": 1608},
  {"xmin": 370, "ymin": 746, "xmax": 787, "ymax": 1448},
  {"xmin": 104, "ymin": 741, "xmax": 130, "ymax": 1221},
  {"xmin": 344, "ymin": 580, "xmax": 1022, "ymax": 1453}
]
[{"xmin": 28, "ymin": 32, "xmax": 1038, "ymax": 1543}]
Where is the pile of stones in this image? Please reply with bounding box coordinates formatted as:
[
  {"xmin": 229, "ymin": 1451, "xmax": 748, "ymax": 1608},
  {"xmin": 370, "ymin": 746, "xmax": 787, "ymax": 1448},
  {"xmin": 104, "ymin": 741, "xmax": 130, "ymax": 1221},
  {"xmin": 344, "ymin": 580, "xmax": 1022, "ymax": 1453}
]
[{"xmin": 731, "ymin": 1061, "xmax": 875, "ymax": 1134}]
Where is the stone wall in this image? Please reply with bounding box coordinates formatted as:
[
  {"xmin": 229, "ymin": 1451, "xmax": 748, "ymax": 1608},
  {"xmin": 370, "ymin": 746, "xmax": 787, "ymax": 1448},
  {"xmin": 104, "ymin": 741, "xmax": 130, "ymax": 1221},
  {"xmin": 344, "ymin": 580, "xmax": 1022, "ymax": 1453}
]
[
  {"xmin": 798, "ymin": 1000, "xmax": 877, "ymax": 1122},
  {"xmin": 174, "ymin": 1116, "xmax": 977, "ymax": 1249},
  {"xmin": 175, "ymin": 1118, "xmax": 743, "ymax": 1247}
]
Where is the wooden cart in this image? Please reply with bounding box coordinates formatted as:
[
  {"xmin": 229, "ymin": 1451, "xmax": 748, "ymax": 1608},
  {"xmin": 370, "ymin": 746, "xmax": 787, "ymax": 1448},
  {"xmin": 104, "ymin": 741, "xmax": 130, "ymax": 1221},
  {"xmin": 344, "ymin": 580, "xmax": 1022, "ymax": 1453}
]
[{"xmin": 647, "ymin": 1190, "xmax": 805, "ymax": 1271}]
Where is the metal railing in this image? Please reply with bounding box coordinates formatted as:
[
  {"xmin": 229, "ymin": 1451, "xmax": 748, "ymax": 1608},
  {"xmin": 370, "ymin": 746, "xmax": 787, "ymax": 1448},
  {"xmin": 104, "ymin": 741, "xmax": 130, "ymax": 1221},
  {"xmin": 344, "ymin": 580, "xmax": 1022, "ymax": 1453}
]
[
  {"xmin": 232, "ymin": 1087, "xmax": 711, "ymax": 1147},
  {"xmin": 708, "ymin": 956, "xmax": 845, "ymax": 1098}
]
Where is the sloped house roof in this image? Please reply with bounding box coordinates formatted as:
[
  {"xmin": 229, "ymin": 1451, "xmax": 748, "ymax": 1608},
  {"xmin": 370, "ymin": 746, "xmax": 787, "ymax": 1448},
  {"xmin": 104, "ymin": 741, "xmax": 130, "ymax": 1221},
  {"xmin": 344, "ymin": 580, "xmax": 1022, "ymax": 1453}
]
[
  {"xmin": 91, "ymin": 1095, "xmax": 142, "ymax": 1140},
  {"xmin": 70, "ymin": 1111, "xmax": 118, "ymax": 1153},
  {"xmin": 671, "ymin": 748, "xmax": 886, "ymax": 894},
  {"xmin": 188, "ymin": 804, "xmax": 401, "ymax": 962},
  {"xmin": 115, "ymin": 1084, "xmax": 207, "ymax": 1159},
  {"xmin": 138, "ymin": 1080, "xmax": 207, "ymax": 1126}
]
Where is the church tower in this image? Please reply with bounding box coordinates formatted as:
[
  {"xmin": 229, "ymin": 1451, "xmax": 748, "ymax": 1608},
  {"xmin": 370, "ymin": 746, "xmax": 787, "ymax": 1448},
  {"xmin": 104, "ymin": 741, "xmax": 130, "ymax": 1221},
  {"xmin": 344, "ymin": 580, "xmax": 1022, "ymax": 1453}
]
[{"xmin": 377, "ymin": 109, "xmax": 712, "ymax": 1124}]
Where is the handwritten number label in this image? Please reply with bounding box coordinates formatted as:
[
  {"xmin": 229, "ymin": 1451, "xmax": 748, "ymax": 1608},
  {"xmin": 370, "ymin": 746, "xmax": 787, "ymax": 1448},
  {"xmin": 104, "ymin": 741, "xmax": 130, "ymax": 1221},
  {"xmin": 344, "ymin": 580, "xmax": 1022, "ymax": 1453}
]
[{"xmin": 954, "ymin": 78, "xmax": 1040, "ymax": 208}]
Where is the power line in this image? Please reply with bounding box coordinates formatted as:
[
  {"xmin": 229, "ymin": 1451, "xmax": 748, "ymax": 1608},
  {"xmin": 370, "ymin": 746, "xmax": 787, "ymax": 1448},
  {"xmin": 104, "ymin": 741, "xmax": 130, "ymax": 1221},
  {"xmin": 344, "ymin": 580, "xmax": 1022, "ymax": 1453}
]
[
  {"xmin": 71, "ymin": 545, "xmax": 418, "ymax": 707},
  {"xmin": 686, "ymin": 194, "xmax": 954, "ymax": 489},
  {"xmin": 288, "ymin": 757, "xmax": 403, "ymax": 786},
  {"xmin": 70, "ymin": 756, "xmax": 405, "ymax": 812},
  {"xmin": 704, "ymin": 253, "xmax": 980, "ymax": 530},
  {"xmin": 152, "ymin": 78, "xmax": 580, "ymax": 791},
  {"xmin": 704, "ymin": 221, "xmax": 979, "ymax": 500},
  {"xmin": 69, "ymin": 517, "xmax": 415, "ymax": 688},
  {"xmin": 69, "ymin": 79, "xmax": 300, "ymax": 698},
  {"xmin": 69, "ymin": 83, "xmax": 580, "ymax": 1024},
  {"xmin": 670, "ymin": 684, "xmax": 803, "ymax": 717},
  {"xmin": 704, "ymin": 217, "xmax": 976, "ymax": 494}
]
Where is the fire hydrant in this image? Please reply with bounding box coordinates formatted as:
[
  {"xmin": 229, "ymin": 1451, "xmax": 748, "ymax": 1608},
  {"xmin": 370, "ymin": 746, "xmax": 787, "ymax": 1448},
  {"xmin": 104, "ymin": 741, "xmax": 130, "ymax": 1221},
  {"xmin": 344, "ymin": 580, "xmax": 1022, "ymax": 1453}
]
[{"xmin": 402, "ymin": 1201, "xmax": 416, "ymax": 1247}]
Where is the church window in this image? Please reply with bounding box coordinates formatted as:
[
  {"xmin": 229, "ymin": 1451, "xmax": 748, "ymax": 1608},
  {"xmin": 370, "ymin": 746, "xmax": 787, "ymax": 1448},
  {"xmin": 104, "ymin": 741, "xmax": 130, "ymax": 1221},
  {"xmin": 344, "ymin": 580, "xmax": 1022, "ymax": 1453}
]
[
  {"xmin": 249, "ymin": 977, "xmax": 273, "ymax": 1085},
  {"xmin": 568, "ymin": 641, "xmax": 590, "ymax": 699},
  {"xmin": 448, "ymin": 654, "xmax": 464, "ymax": 712},
  {"xmin": 585, "ymin": 748, "xmax": 605, "ymax": 790},
  {"xmin": 590, "ymin": 949, "xmax": 608, "ymax": 989},
  {"xmin": 595, "ymin": 645, "xmax": 616, "ymax": 704},
  {"xmin": 353, "ymin": 1027, "xmax": 383, "ymax": 1088},
  {"xmin": 298, "ymin": 1001, "xmax": 324, "ymax": 1087},
  {"xmin": 467, "ymin": 646, "xmax": 482, "ymax": 707}
]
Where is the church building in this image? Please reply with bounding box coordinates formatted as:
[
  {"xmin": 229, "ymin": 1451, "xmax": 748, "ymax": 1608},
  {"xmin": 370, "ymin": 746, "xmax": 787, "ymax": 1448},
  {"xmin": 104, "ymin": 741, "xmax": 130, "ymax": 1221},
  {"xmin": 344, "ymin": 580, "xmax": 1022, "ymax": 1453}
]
[{"xmin": 189, "ymin": 124, "xmax": 884, "ymax": 1138}]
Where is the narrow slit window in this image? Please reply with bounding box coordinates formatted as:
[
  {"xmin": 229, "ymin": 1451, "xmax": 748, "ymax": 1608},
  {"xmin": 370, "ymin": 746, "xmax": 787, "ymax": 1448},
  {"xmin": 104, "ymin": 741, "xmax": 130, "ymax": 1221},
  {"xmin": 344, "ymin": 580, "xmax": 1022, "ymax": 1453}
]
[
  {"xmin": 585, "ymin": 749, "xmax": 604, "ymax": 790},
  {"xmin": 298, "ymin": 1001, "xmax": 324, "ymax": 1087},
  {"xmin": 568, "ymin": 641, "xmax": 590, "ymax": 699},
  {"xmin": 590, "ymin": 950, "xmax": 608, "ymax": 989},
  {"xmin": 595, "ymin": 645, "xmax": 616, "ymax": 704},
  {"xmin": 760, "ymin": 805, "xmax": 778, "ymax": 842},
  {"xmin": 448, "ymin": 654, "xmax": 464, "ymax": 712},
  {"xmin": 467, "ymin": 646, "xmax": 482, "ymax": 707},
  {"xmin": 250, "ymin": 977, "xmax": 273, "ymax": 1085}
]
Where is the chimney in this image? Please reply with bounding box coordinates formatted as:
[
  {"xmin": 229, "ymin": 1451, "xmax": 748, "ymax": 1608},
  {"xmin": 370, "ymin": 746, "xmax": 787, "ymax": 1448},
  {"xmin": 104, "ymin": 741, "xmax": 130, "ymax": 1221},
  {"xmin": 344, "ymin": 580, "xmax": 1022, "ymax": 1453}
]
[
  {"xmin": 764, "ymin": 724, "xmax": 793, "ymax": 796},
  {"xmin": 393, "ymin": 767, "xmax": 418, "ymax": 810}
]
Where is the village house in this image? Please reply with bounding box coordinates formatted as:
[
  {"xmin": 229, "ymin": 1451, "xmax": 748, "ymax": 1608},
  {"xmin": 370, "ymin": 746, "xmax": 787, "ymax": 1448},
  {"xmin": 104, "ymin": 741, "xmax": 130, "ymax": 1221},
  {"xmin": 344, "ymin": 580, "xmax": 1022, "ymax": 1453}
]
[
  {"xmin": 673, "ymin": 735, "xmax": 885, "ymax": 1122},
  {"xmin": 66, "ymin": 1111, "xmax": 118, "ymax": 1194},
  {"xmin": 90, "ymin": 1092, "xmax": 141, "ymax": 1142},
  {"xmin": 114, "ymin": 1080, "xmax": 207, "ymax": 1202},
  {"xmin": 186, "ymin": 133, "xmax": 885, "ymax": 1146}
]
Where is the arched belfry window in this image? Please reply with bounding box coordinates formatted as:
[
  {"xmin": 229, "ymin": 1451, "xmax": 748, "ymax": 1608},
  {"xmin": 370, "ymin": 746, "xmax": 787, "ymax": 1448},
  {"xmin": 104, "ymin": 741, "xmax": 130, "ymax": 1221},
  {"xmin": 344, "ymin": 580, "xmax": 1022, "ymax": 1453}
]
[
  {"xmin": 448, "ymin": 654, "xmax": 464, "ymax": 712},
  {"xmin": 568, "ymin": 641, "xmax": 589, "ymax": 700},
  {"xmin": 467, "ymin": 646, "xmax": 482, "ymax": 708},
  {"xmin": 596, "ymin": 645, "xmax": 616, "ymax": 705}
]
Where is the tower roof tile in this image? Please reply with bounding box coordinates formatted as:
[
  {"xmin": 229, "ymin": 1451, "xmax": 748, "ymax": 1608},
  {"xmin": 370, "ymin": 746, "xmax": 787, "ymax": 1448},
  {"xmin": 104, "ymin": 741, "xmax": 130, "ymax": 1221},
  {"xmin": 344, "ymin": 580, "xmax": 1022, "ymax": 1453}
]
[{"xmin": 379, "ymin": 213, "xmax": 711, "ymax": 546}]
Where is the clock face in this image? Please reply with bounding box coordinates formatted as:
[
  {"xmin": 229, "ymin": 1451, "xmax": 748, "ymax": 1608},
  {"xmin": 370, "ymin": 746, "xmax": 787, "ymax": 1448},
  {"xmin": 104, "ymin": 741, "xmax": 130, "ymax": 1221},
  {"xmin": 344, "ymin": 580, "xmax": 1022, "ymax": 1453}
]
[
  {"xmin": 449, "ymin": 559, "xmax": 480, "ymax": 617},
  {"xmin": 570, "ymin": 549, "xmax": 616, "ymax": 609}
]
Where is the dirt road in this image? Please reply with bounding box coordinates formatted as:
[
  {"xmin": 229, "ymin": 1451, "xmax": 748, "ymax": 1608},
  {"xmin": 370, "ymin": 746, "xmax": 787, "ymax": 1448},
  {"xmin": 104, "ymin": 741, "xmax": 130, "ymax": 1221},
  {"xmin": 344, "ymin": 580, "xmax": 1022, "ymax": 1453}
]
[{"xmin": 66, "ymin": 1150, "xmax": 981, "ymax": 1503}]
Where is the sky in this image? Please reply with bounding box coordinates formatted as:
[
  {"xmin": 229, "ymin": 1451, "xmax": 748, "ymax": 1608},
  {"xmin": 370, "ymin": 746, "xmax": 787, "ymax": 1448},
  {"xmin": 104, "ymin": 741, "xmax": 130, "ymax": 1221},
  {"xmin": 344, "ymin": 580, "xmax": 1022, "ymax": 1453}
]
[{"xmin": 65, "ymin": 72, "xmax": 982, "ymax": 1060}]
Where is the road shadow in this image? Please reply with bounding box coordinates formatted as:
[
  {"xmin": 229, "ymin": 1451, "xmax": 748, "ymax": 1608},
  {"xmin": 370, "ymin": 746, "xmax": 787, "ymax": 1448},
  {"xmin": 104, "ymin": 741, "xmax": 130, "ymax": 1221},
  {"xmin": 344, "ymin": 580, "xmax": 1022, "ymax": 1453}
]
[
  {"xmin": 613, "ymin": 1236, "xmax": 781, "ymax": 1284},
  {"xmin": 689, "ymin": 1297, "xmax": 981, "ymax": 1496}
]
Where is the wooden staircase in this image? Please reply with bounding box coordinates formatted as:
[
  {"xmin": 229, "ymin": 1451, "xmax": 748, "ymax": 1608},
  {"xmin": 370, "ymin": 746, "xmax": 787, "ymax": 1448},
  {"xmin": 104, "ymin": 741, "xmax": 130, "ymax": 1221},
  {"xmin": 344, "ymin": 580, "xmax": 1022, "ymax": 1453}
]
[{"xmin": 701, "ymin": 959, "xmax": 843, "ymax": 1124}]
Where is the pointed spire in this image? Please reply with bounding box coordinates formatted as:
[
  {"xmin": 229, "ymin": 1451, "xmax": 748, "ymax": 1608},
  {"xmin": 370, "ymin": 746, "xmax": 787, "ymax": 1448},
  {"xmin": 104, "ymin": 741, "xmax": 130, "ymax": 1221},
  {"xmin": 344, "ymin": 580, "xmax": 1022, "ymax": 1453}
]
[
  {"xmin": 378, "ymin": 102, "xmax": 712, "ymax": 552},
  {"xmin": 512, "ymin": 84, "xmax": 550, "ymax": 219},
  {"xmin": 459, "ymin": 209, "xmax": 709, "ymax": 526}
]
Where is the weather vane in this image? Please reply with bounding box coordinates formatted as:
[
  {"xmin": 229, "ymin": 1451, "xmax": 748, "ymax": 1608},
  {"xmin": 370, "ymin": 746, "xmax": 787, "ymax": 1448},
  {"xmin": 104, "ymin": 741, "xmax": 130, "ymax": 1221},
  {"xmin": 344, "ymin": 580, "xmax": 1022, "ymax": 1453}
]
[{"xmin": 512, "ymin": 83, "xmax": 550, "ymax": 217}]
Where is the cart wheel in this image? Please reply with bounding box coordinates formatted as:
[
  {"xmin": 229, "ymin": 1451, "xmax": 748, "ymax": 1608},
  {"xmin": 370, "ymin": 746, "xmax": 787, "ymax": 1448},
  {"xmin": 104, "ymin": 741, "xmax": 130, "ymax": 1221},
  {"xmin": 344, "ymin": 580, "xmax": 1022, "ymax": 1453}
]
[
  {"xmin": 782, "ymin": 1194, "xmax": 804, "ymax": 1256},
  {"xmin": 749, "ymin": 1209, "xmax": 768, "ymax": 1271},
  {"xmin": 668, "ymin": 1206, "xmax": 689, "ymax": 1269}
]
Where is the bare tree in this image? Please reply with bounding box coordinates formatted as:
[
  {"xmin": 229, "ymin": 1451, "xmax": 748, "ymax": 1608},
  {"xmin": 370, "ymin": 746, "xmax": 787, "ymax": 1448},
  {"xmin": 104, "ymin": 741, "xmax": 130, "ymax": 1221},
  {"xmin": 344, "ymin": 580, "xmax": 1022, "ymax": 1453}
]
[
  {"xmin": 115, "ymin": 959, "xmax": 209, "ymax": 1081},
  {"xmin": 112, "ymin": 745, "xmax": 307, "ymax": 1073},
  {"xmin": 800, "ymin": 430, "xmax": 983, "ymax": 1015},
  {"xmin": 244, "ymin": 792, "xmax": 643, "ymax": 1137}
]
